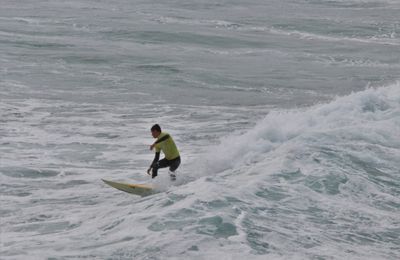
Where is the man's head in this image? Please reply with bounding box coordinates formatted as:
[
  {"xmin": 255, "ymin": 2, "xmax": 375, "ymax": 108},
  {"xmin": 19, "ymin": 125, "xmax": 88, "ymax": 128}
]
[{"xmin": 151, "ymin": 124, "xmax": 162, "ymax": 138}]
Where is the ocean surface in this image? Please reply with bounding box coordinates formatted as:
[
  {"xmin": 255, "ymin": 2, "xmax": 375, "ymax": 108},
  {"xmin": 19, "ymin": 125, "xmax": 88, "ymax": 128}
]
[{"xmin": 1, "ymin": 0, "xmax": 400, "ymax": 259}]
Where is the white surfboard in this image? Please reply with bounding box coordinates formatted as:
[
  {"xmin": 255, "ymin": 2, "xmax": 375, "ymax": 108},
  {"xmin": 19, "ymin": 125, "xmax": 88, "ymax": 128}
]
[{"xmin": 102, "ymin": 179, "xmax": 154, "ymax": 197}]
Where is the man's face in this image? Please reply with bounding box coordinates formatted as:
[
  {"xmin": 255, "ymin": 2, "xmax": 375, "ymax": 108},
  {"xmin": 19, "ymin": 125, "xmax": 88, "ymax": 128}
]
[{"xmin": 151, "ymin": 130, "xmax": 160, "ymax": 139}]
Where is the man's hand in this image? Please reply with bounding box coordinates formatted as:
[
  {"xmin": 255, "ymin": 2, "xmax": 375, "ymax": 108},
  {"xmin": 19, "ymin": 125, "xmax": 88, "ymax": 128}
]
[
  {"xmin": 147, "ymin": 168, "xmax": 152, "ymax": 175},
  {"xmin": 150, "ymin": 143, "xmax": 156, "ymax": 150}
]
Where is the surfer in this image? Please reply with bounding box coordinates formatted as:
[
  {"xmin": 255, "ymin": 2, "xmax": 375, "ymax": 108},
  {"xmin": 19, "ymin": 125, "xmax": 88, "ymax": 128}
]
[{"xmin": 147, "ymin": 124, "xmax": 181, "ymax": 181}]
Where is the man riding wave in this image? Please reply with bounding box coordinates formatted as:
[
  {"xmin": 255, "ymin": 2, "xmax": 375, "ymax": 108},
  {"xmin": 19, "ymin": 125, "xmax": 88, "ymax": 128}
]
[{"xmin": 148, "ymin": 124, "xmax": 181, "ymax": 181}]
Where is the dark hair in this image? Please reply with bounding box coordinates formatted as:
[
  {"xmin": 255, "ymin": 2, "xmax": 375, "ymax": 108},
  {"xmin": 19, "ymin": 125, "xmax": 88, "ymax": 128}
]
[{"xmin": 151, "ymin": 124, "xmax": 161, "ymax": 132}]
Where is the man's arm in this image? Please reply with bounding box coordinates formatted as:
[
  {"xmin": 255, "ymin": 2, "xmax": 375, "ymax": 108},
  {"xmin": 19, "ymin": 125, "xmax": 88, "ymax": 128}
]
[
  {"xmin": 147, "ymin": 152, "xmax": 160, "ymax": 175},
  {"xmin": 151, "ymin": 152, "xmax": 160, "ymax": 168},
  {"xmin": 155, "ymin": 134, "xmax": 170, "ymax": 144},
  {"xmin": 150, "ymin": 134, "xmax": 170, "ymax": 150}
]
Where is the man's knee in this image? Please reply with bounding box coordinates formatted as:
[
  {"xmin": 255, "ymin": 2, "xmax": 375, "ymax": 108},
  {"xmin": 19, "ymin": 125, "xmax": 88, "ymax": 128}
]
[
  {"xmin": 151, "ymin": 162, "xmax": 160, "ymax": 178},
  {"xmin": 169, "ymin": 157, "xmax": 181, "ymax": 172},
  {"xmin": 152, "ymin": 167, "xmax": 158, "ymax": 178},
  {"xmin": 152, "ymin": 161, "xmax": 160, "ymax": 169}
]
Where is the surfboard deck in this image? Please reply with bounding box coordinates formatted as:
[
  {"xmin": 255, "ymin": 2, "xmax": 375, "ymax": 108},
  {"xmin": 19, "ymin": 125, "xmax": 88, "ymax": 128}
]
[{"xmin": 102, "ymin": 179, "xmax": 154, "ymax": 196}]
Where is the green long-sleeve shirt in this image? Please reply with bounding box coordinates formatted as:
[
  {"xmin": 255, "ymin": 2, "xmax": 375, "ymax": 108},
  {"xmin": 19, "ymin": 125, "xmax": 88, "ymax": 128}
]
[{"xmin": 154, "ymin": 132, "xmax": 180, "ymax": 160}]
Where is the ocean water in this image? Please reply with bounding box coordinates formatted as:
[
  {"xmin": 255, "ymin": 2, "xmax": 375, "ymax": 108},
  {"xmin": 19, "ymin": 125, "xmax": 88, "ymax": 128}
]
[{"xmin": 1, "ymin": 0, "xmax": 399, "ymax": 259}]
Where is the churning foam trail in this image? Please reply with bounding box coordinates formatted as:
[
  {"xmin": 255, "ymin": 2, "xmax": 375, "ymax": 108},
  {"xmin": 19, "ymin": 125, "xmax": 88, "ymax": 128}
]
[{"xmin": 200, "ymin": 82, "xmax": 400, "ymax": 175}]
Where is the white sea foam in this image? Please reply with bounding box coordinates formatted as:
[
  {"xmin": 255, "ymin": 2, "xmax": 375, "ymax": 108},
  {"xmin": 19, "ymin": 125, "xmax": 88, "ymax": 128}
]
[
  {"xmin": 2, "ymin": 89, "xmax": 399, "ymax": 259},
  {"xmin": 199, "ymin": 82, "xmax": 400, "ymax": 175}
]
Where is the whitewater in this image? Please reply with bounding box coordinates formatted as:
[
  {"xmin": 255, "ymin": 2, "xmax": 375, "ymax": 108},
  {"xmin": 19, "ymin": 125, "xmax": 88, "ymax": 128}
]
[{"xmin": 1, "ymin": 0, "xmax": 400, "ymax": 259}]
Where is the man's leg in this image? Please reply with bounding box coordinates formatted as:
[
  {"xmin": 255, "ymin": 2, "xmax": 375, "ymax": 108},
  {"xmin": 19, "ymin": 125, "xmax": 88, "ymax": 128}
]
[
  {"xmin": 168, "ymin": 157, "xmax": 181, "ymax": 181},
  {"xmin": 152, "ymin": 158, "xmax": 170, "ymax": 178},
  {"xmin": 169, "ymin": 157, "xmax": 181, "ymax": 172}
]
